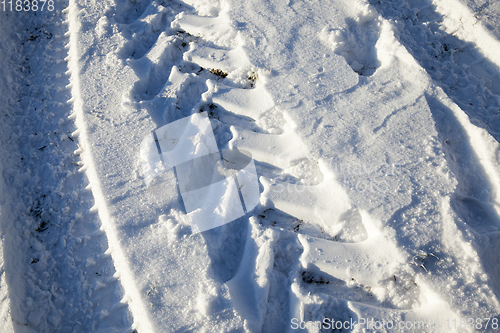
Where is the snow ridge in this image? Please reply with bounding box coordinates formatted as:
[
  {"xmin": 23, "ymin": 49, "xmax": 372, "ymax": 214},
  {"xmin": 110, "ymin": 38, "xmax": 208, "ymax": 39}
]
[{"xmin": 65, "ymin": 0, "xmax": 154, "ymax": 332}]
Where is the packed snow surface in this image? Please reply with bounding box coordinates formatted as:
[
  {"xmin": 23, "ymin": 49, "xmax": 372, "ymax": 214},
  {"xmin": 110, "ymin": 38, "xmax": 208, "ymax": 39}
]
[{"xmin": 1, "ymin": 0, "xmax": 500, "ymax": 332}]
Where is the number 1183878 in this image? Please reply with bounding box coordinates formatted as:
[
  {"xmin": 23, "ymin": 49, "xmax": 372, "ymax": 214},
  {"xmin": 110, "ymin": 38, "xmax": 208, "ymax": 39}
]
[{"xmin": 1, "ymin": 0, "xmax": 55, "ymax": 11}]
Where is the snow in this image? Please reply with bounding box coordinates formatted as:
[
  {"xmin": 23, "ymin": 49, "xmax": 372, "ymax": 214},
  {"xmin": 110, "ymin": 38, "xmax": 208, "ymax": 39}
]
[{"xmin": 1, "ymin": 0, "xmax": 500, "ymax": 331}]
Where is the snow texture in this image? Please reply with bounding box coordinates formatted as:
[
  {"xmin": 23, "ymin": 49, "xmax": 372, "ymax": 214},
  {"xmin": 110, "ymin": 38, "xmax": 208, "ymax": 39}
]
[{"xmin": 1, "ymin": 0, "xmax": 500, "ymax": 331}]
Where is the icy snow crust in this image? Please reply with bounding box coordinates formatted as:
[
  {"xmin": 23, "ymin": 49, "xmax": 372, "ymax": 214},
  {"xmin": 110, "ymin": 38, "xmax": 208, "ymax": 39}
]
[{"xmin": 1, "ymin": 0, "xmax": 500, "ymax": 331}]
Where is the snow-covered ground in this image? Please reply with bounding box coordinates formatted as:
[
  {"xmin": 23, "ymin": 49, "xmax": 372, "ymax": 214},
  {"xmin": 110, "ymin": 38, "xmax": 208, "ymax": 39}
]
[{"xmin": 1, "ymin": 0, "xmax": 500, "ymax": 331}]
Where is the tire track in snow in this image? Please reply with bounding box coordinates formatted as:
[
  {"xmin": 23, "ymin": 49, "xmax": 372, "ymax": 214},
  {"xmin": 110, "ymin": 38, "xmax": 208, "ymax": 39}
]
[
  {"xmin": 369, "ymin": 0, "xmax": 500, "ymax": 303},
  {"xmin": 169, "ymin": 10, "xmax": 386, "ymax": 332},
  {"xmin": 113, "ymin": 0, "xmax": 365, "ymax": 330},
  {"xmin": 0, "ymin": 11, "xmax": 20, "ymax": 333},
  {"xmin": 0, "ymin": 5, "xmax": 134, "ymax": 332},
  {"xmin": 119, "ymin": 2, "xmax": 309, "ymax": 330}
]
